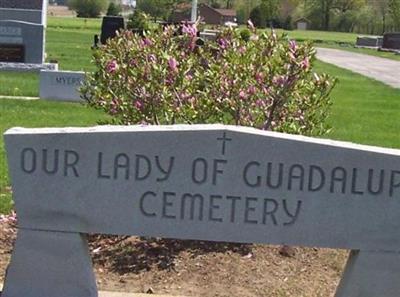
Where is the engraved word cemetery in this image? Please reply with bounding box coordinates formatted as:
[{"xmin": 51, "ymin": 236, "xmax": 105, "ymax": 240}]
[{"xmin": 3, "ymin": 124, "xmax": 400, "ymax": 297}]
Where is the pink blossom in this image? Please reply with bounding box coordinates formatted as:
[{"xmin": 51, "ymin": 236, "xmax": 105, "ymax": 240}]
[
  {"xmin": 239, "ymin": 90, "xmax": 247, "ymax": 99},
  {"xmin": 247, "ymin": 85, "xmax": 256, "ymax": 95},
  {"xmin": 300, "ymin": 57, "xmax": 310, "ymax": 70},
  {"xmin": 255, "ymin": 72, "xmax": 264, "ymax": 84},
  {"xmin": 129, "ymin": 58, "xmax": 138, "ymax": 67},
  {"xmin": 218, "ymin": 38, "xmax": 228, "ymax": 49},
  {"xmin": 273, "ymin": 75, "xmax": 288, "ymax": 88},
  {"xmin": 182, "ymin": 23, "xmax": 198, "ymax": 38},
  {"xmin": 142, "ymin": 37, "xmax": 153, "ymax": 47},
  {"xmin": 148, "ymin": 54, "xmax": 156, "ymax": 63},
  {"xmin": 256, "ymin": 99, "xmax": 264, "ymax": 107},
  {"xmin": 168, "ymin": 57, "xmax": 178, "ymax": 72},
  {"xmin": 106, "ymin": 60, "xmax": 118, "ymax": 74},
  {"xmin": 134, "ymin": 100, "xmax": 143, "ymax": 110},
  {"xmin": 239, "ymin": 46, "xmax": 246, "ymax": 54},
  {"xmin": 289, "ymin": 40, "xmax": 297, "ymax": 52}
]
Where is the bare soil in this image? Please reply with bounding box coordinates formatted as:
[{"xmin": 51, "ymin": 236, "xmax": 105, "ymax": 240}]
[{"xmin": 0, "ymin": 221, "xmax": 348, "ymax": 297}]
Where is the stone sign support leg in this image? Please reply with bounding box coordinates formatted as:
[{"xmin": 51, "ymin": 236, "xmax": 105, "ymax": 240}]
[
  {"xmin": 335, "ymin": 250, "xmax": 400, "ymax": 297},
  {"xmin": 2, "ymin": 229, "xmax": 98, "ymax": 297}
]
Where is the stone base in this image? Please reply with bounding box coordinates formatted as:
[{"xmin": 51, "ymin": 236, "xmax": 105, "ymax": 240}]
[
  {"xmin": 2, "ymin": 229, "xmax": 98, "ymax": 297},
  {"xmin": 355, "ymin": 45, "xmax": 380, "ymax": 49},
  {"xmin": 335, "ymin": 250, "xmax": 400, "ymax": 297},
  {"xmin": 0, "ymin": 62, "xmax": 58, "ymax": 72},
  {"xmin": 378, "ymin": 47, "xmax": 400, "ymax": 54}
]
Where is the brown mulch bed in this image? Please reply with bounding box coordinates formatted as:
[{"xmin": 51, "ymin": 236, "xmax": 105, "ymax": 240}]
[{"xmin": 0, "ymin": 219, "xmax": 348, "ymax": 297}]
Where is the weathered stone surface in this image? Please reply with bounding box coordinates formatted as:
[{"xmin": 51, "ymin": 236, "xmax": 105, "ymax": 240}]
[
  {"xmin": 40, "ymin": 70, "xmax": 85, "ymax": 102},
  {"xmin": 0, "ymin": 62, "xmax": 57, "ymax": 71},
  {"xmin": 2, "ymin": 229, "xmax": 97, "ymax": 297},
  {"xmin": 5, "ymin": 125, "xmax": 400, "ymax": 251}
]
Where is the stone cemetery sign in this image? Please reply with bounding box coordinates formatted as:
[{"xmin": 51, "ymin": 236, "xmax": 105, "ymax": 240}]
[
  {"xmin": 3, "ymin": 125, "xmax": 400, "ymax": 297},
  {"xmin": 40, "ymin": 70, "xmax": 85, "ymax": 102},
  {"xmin": 0, "ymin": 0, "xmax": 46, "ymax": 63},
  {"xmin": 382, "ymin": 32, "xmax": 400, "ymax": 51}
]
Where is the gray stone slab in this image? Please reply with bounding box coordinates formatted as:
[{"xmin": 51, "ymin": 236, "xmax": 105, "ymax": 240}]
[
  {"xmin": 0, "ymin": 0, "xmax": 44, "ymax": 10},
  {"xmin": 0, "ymin": 8, "xmax": 43, "ymax": 25},
  {"xmin": 0, "ymin": 62, "xmax": 57, "ymax": 71},
  {"xmin": 335, "ymin": 250, "xmax": 400, "ymax": 297},
  {"xmin": 355, "ymin": 36, "xmax": 383, "ymax": 48},
  {"xmin": 2, "ymin": 229, "xmax": 97, "ymax": 297},
  {"xmin": 5, "ymin": 125, "xmax": 400, "ymax": 251},
  {"xmin": 383, "ymin": 32, "xmax": 400, "ymax": 50},
  {"xmin": 40, "ymin": 70, "xmax": 85, "ymax": 102},
  {"xmin": 0, "ymin": 20, "xmax": 44, "ymax": 63}
]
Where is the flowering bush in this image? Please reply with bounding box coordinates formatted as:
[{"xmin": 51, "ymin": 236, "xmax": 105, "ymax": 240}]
[{"xmin": 82, "ymin": 22, "xmax": 336, "ymax": 136}]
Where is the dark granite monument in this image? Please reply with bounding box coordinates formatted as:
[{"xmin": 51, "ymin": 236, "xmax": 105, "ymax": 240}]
[
  {"xmin": 356, "ymin": 36, "xmax": 383, "ymax": 48},
  {"xmin": 100, "ymin": 16, "xmax": 125, "ymax": 44},
  {"xmin": 382, "ymin": 32, "xmax": 400, "ymax": 51},
  {"xmin": 0, "ymin": 0, "xmax": 47, "ymax": 64}
]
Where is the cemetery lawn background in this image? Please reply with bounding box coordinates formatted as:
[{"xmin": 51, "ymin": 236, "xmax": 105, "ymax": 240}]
[{"xmin": 1, "ymin": 17, "xmax": 400, "ymax": 297}]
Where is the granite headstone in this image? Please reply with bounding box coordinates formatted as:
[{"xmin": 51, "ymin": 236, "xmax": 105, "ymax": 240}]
[
  {"xmin": 100, "ymin": 16, "xmax": 124, "ymax": 44},
  {"xmin": 356, "ymin": 36, "xmax": 383, "ymax": 48},
  {"xmin": 0, "ymin": 0, "xmax": 47, "ymax": 64},
  {"xmin": 39, "ymin": 70, "xmax": 85, "ymax": 102},
  {"xmin": 3, "ymin": 125, "xmax": 400, "ymax": 297},
  {"xmin": 0, "ymin": 0, "xmax": 47, "ymax": 25},
  {"xmin": 0, "ymin": 20, "xmax": 44, "ymax": 63},
  {"xmin": 382, "ymin": 32, "xmax": 400, "ymax": 51}
]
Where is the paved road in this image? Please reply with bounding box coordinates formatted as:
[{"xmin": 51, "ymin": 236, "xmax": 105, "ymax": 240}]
[{"xmin": 316, "ymin": 48, "xmax": 400, "ymax": 89}]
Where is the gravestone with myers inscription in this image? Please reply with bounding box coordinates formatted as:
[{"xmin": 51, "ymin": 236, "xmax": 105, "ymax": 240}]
[
  {"xmin": 3, "ymin": 124, "xmax": 400, "ymax": 297},
  {"xmin": 40, "ymin": 70, "xmax": 85, "ymax": 102},
  {"xmin": 0, "ymin": 0, "xmax": 47, "ymax": 64}
]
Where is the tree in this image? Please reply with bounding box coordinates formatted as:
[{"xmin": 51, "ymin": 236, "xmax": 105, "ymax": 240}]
[
  {"xmin": 250, "ymin": 5, "xmax": 265, "ymax": 27},
  {"xmin": 68, "ymin": 0, "xmax": 108, "ymax": 18},
  {"xmin": 137, "ymin": 0, "xmax": 189, "ymax": 21},
  {"xmin": 106, "ymin": 2, "xmax": 122, "ymax": 16},
  {"xmin": 389, "ymin": 0, "xmax": 400, "ymax": 30},
  {"xmin": 260, "ymin": 0, "xmax": 280, "ymax": 26}
]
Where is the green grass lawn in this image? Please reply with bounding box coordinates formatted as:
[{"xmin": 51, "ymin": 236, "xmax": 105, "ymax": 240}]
[
  {"xmin": 0, "ymin": 99, "xmax": 111, "ymax": 213},
  {"xmin": 278, "ymin": 29, "xmax": 359, "ymax": 44}
]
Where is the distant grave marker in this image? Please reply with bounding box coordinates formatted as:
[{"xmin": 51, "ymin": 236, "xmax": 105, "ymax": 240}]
[
  {"xmin": 100, "ymin": 16, "xmax": 124, "ymax": 44},
  {"xmin": 356, "ymin": 36, "xmax": 383, "ymax": 48},
  {"xmin": 382, "ymin": 32, "xmax": 400, "ymax": 51},
  {"xmin": 3, "ymin": 125, "xmax": 400, "ymax": 297},
  {"xmin": 39, "ymin": 70, "xmax": 85, "ymax": 102},
  {"xmin": 0, "ymin": 0, "xmax": 47, "ymax": 64}
]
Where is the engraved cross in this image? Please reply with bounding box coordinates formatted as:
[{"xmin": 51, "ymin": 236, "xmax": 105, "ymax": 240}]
[{"xmin": 217, "ymin": 132, "xmax": 232, "ymax": 155}]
